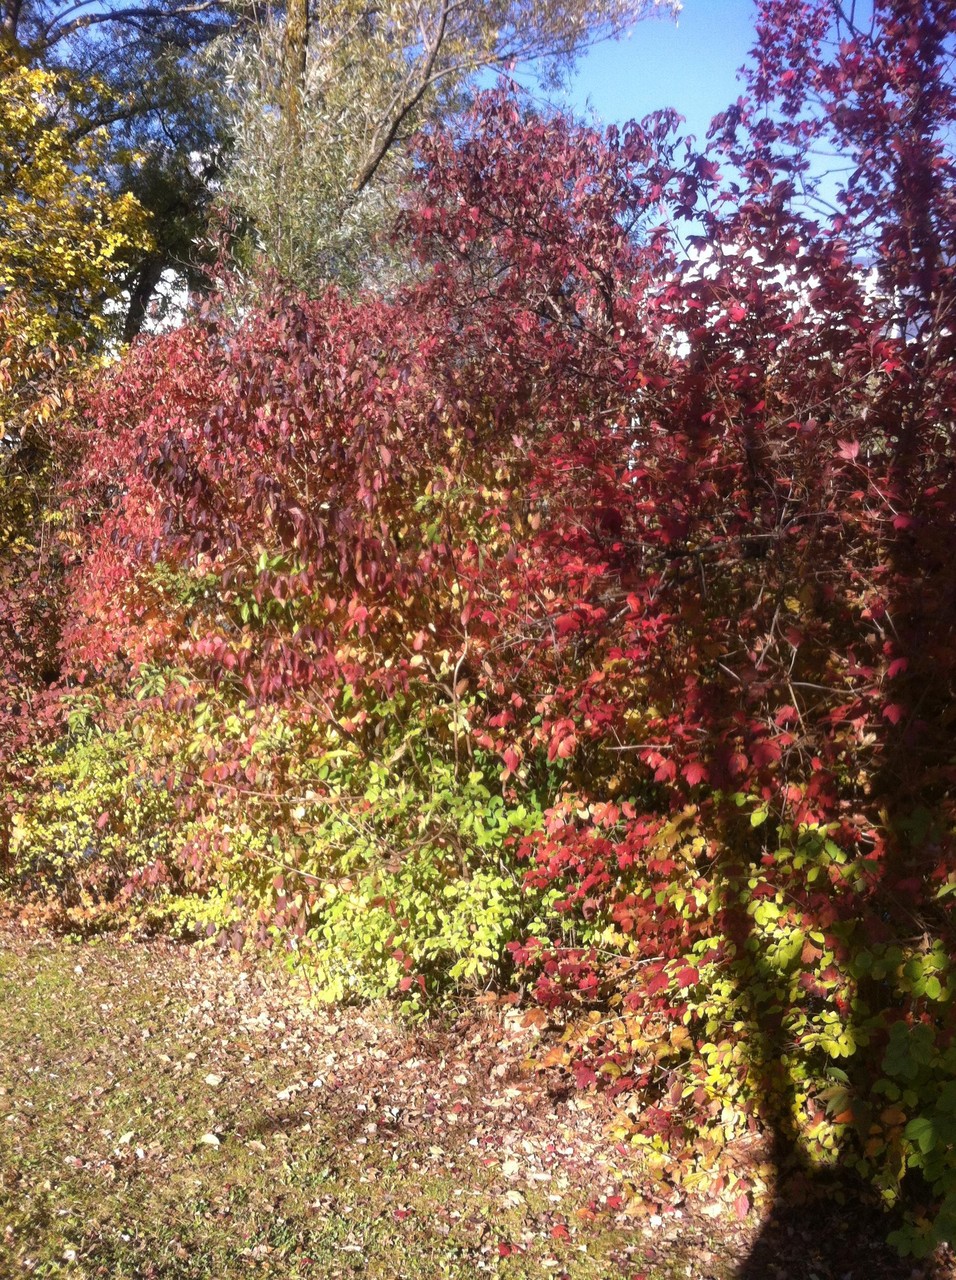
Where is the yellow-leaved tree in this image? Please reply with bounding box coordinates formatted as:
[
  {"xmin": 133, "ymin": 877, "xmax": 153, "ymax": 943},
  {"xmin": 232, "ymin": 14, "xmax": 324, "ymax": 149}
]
[
  {"xmin": 0, "ymin": 54, "xmax": 153, "ymax": 759},
  {"xmin": 0, "ymin": 54, "xmax": 152, "ymax": 436}
]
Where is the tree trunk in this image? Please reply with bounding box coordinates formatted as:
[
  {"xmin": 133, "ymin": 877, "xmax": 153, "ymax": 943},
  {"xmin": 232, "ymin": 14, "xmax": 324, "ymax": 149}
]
[
  {"xmin": 1, "ymin": 0, "xmax": 24, "ymax": 50},
  {"xmin": 123, "ymin": 256, "xmax": 167, "ymax": 343},
  {"xmin": 281, "ymin": 0, "xmax": 310, "ymax": 130}
]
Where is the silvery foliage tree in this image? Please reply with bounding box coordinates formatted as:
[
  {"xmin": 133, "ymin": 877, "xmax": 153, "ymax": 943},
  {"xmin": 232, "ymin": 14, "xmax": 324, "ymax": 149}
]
[{"xmin": 218, "ymin": 0, "xmax": 679, "ymax": 292}]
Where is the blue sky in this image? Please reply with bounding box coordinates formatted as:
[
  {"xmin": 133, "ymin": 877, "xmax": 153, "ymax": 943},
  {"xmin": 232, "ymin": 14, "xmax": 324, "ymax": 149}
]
[{"xmin": 564, "ymin": 0, "xmax": 758, "ymax": 140}]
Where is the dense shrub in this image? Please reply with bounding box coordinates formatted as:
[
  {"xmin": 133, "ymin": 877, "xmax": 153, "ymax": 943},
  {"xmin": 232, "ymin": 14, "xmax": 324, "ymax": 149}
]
[
  {"xmin": 3, "ymin": 0, "xmax": 955, "ymax": 1255},
  {"xmin": 6, "ymin": 699, "xmax": 180, "ymax": 926}
]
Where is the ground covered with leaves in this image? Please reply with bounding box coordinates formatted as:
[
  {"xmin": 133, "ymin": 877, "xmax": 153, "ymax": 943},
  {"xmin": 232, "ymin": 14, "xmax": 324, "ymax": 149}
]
[{"xmin": 0, "ymin": 926, "xmax": 951, "ymax": 1280}]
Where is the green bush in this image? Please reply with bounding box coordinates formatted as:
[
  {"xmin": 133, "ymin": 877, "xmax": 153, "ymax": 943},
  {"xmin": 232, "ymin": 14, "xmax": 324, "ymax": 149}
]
[{"xmin": 5, "ymin": 701, "xmax": 179, "ymax": 921}]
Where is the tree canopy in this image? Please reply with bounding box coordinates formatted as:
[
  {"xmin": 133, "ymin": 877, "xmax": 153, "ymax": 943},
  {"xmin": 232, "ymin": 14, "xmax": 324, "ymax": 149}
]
[
  {"xmin": 0, "ymin": 54, "xmax": 151, "ymax": 429},
  {"xmin": 220, "ymin": 0, "xmax": 679, "ymax": 288},
  {"xmin": 2, "ymin": 0, "xmax": 237, "ymax": 336}
]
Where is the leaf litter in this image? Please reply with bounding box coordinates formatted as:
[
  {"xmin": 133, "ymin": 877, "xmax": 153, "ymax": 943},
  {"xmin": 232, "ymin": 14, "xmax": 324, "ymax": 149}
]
[{"xmin": 0, "ymin": 922, "xmax": 949, "ymax": 1279}]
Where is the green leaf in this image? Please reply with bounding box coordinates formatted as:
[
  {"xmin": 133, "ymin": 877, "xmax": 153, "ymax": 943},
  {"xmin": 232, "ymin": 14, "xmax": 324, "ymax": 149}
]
[{"xmin": 904, "ymin": 1115, "xmax": 937, "ymax": 1155}]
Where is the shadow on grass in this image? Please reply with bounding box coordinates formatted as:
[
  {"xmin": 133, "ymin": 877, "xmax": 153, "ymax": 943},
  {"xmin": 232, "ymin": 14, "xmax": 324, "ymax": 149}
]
[{"xmin": 737, "ymin": 1164, "xmax": 950, "ymax": 1280}]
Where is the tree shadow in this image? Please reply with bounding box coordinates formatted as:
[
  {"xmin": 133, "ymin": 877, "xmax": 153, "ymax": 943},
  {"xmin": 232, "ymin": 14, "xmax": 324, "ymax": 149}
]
[
  {"xmin": 707, "ymin": 802, "xmax": 955, "ymax": 1280},
  {"xmin": 738, "ymin": 1169, "xmax": 952, "ymax": 1280}
]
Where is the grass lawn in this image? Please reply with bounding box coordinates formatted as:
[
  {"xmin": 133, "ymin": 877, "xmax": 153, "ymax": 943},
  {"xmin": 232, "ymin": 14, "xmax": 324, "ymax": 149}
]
[
  {"xmin": 0, "ymin": 927, "xmax": 709, "ymax": 1279},
  {"xmin": 0, "ymin": 925, "xmax": 950, "ymax": 1280}
]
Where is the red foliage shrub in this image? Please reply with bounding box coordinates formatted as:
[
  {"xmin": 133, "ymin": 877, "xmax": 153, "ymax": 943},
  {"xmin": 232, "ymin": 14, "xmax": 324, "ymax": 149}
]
[{"xmin": 7, "ymin": 0, "xmax": 956, "ymax": 1249}]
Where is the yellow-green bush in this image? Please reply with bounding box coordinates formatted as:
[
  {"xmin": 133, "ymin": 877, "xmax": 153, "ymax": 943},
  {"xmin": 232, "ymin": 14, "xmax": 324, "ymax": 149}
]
[{"xmin": 5, "ymin": 703, "xmax": 179, "ymax": 922}]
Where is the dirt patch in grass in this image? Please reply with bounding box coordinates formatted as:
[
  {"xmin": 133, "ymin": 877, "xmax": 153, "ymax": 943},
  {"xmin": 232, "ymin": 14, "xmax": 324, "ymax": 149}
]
[{"xmin": 0, "ymin": 925, "xmax": 950, "ymax": 1279}]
